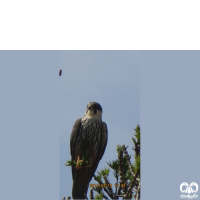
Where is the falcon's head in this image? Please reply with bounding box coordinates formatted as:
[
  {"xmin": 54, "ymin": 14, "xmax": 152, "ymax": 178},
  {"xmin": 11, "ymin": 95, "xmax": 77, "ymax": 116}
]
[{"xmin": 85, "ymin": 102, "xmax": 102, "ymax": 117}]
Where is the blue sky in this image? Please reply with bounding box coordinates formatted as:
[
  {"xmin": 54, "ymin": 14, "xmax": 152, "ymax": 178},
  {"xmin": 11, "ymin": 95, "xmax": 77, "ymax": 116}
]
[
  {"xmin": 59, "ymin": 51, "xmax": 140, "ymax": 199},
  {"xmin": 0, "ymin": 51, "xmax": 59, "ymax": 200},
  {"xmin": 1, "ymin": 51, "xmax": 200, "ymax": 200}
]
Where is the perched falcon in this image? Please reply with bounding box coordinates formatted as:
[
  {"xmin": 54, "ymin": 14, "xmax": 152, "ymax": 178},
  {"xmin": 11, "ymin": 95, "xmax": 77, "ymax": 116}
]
[{"xmin": 70, "ymin": 102, "xmax": 108, "ymax": 199}]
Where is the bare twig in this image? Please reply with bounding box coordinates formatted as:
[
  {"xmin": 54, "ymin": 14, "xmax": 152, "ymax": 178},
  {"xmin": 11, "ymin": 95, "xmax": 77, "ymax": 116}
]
[
  {"xmin": 90, "ymin": 188, "xmax": 94, "ymax": 200},
  {"xmin": 136, "ymin": 181, "xmax": 140, "ymax": 200},
  {"xmin": 103, "ymin": 194, "xmax": 109, "ymax": 199},
  {"xmin": 122, "ymin": 146, "xmax": 140, "ymax": 199},
  {"xmin": 103, "ymin": 175, "xmax": 115, "ymax": 197},
  {"xmin": 118, "ymin": 149, "xmax": 126, "ymax": 195},
  {"xmin": 123, "ymin": 146, "xmax": 140, "ymax": 182},
  {"xmin": 93, "ymin": 174, "xmax": 114, "ymax": 199}
]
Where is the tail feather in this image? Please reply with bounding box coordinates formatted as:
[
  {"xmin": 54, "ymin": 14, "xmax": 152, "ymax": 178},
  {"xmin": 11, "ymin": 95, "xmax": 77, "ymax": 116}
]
[{"xmin": 72, "ymin": 168, "xmax": 90, "ymax": 199}]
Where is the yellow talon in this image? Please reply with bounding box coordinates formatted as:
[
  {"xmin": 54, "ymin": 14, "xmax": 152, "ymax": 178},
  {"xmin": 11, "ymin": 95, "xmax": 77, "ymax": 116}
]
[{"xmin": 76, "ymin": 156, "xmax": 83, "ymax": 168}]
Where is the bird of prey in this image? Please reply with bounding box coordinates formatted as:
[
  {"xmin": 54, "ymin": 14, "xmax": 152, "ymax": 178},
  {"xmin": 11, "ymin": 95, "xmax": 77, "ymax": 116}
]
[
  {"xmin": 70, "ymin": 102, "xmax": 108, "ymax": 199},
  {"xmin": 59, "ymin": 69, "xmax": 62, "ymax": 76}
]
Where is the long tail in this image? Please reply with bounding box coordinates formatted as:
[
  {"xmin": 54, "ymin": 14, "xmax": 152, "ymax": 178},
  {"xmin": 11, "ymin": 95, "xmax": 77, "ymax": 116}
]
[{"xmin": 72, "ymin": 168, "xmax": 90, "ymax": 199}]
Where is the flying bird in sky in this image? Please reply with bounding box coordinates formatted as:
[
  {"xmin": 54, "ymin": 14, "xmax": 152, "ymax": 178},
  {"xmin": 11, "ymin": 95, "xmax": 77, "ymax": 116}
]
[
  {"xmin": 59, "ymin": 69, "xmax": 62, "ymax": 76},
  {"xmin": 70, "ymin": 102, "xmax": 108, "ymax": 199}
]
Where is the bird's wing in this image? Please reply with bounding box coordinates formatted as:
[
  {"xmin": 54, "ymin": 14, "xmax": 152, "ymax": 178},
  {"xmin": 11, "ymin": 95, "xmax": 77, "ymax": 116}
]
[
  {"xmin": 89, "ymin": 122, "xmax": 108, "ymax": 182},
  {"xmin": 99, "ymin": 122, "xmax": 108, "ymax": 160},
  {"xmin": 70, "ymin": 118, "xmax": 81, "ymax": 180}
]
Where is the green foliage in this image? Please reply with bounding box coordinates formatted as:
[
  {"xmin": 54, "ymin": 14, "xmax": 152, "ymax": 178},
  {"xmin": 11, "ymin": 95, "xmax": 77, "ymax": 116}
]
[
  {"xmin": 107, "ymin": 159, "xmax": 119, "ymax": 171},
  {"xmin": 94, "ymin": 192, "xmax": 104, "ymax": 199},
  {"xmin": 132, "ymin": 125, "xmax": 140, "ymax": 156},
  {"xmin": 126, "ymin": 166, "xmax": 134, "ymax": 181},
  {"xmin": 107, "ymin": 159, "xmax": 119, "ymax": 178},
  {"xmin": 65, "ymin": 154, "xmax": 90, "ymax": 169},
  {"xmin": 99, "ymin": 167, "xmax": 110, "ymax": 177},
  {"xmin": 122, "ymin": 158, "xmax": 132, "ymax": 180},
  {"xmin": 93, "ymin": 124, "xmax": 141, "ymax": 200},
  {"xmin": 122, "ymin": 155, "xmax": 129, "ymax": 170},
  {"xmin": 133, "ymin": 154, "xmax": 140, "ymax": 174},
  {"xmin": 93, "ymin": 186, "xmax": 103, "ymax": 195},
  {"xmin": 93, "ymin": 176, "xmax": 103, "ymax": 195},
  {"xmin": 134, "ymin": 125, "xmax": 140, "ymax": 141},
  {"xmin": 116, "ymin": 144, "xmax": 125, "ymax": 153},
  {"xmin": 64, "ymin": 160, "xmax": 76, "ymax": 166},
  {"xmin": 95, "ymin": 172, "xmax": 102, "ymax": 182},
  {"xmin": 109, "ymin": 151, "xmax": 131, "ymax": 180}
]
